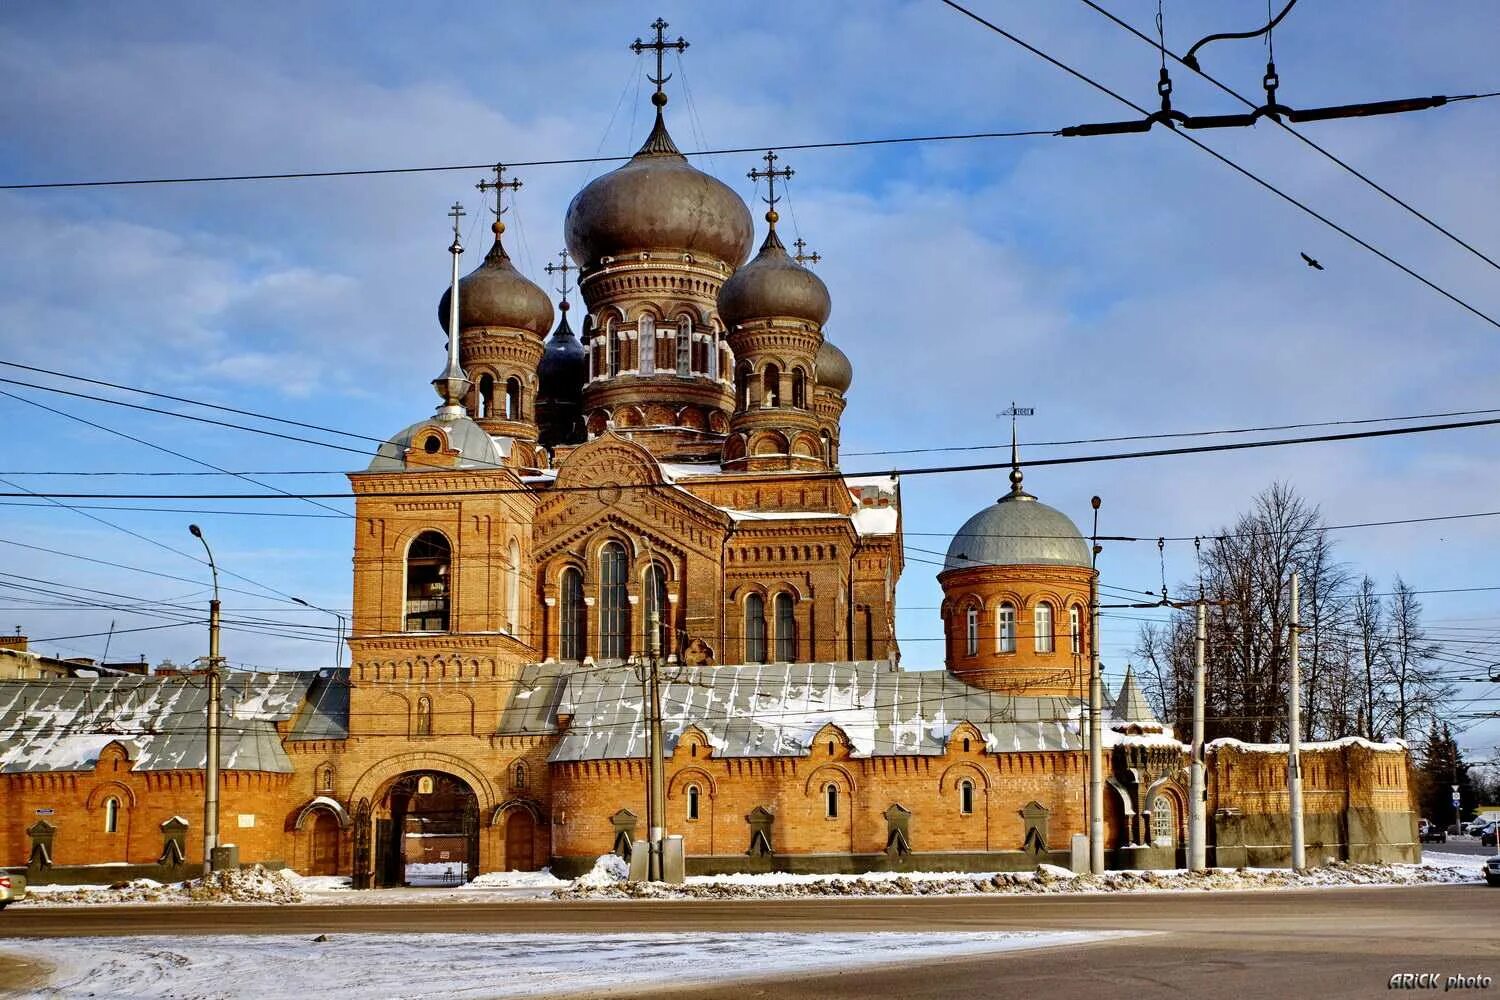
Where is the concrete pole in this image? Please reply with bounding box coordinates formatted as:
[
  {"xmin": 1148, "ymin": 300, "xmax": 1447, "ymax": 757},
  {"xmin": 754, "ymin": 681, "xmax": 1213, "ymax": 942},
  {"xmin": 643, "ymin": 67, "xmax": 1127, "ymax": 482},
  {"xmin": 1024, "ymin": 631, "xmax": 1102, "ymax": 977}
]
[
  {"xmin": 204, "ymin": 597, "xmax": 221, "ymax": 877},
  {"xmin": 1087, "ymin": 496, "xmax": 1104, "ymax": 874},
  {"xmin": 649, "ymin": 655, "xmax": 667, "ymax": 882},
  {"xmin": 1189, "ymin": 599, "xmax": 1207, "ymax": 871},
  {"xmin": 1288, "ymin": 571, "xmax": 1306, "ymax": 870}
]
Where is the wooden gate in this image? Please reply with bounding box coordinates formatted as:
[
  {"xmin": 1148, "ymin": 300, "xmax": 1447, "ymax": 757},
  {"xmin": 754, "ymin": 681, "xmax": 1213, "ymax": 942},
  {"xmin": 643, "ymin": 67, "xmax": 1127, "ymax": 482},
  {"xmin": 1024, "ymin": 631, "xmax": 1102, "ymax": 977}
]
[
  {"xmin": 505, "ymin": 810, "xmax": 536, "ymax": 871},
  {"xmin": 310, "ymin": 810, "xmax": 340, "ymax": 876}
]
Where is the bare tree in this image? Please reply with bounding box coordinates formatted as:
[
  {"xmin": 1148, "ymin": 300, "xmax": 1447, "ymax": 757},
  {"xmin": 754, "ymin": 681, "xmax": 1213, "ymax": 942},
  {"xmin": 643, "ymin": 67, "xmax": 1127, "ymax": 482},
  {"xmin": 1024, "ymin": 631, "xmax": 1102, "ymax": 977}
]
[
  {"xmin": 1385, "ymin": 578, "xmax": 1449, "ymax": 741},
  {"xmin": 1351, "ymin": 575, "xmax": 1388, "ymax": 739}
]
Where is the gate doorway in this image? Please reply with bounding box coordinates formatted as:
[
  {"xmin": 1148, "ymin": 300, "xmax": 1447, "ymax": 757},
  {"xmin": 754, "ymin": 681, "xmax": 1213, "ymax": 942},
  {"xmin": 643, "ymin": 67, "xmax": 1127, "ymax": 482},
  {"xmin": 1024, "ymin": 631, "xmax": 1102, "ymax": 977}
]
[
  {"xmin": 309, "ymin": 809, "xmax": 340, "ymax": 876},
  {"xmin": 373, "ymin": 770, "xmax": 480, "ymax": 887},
  {"xmin": 504, "ymin": 809, "xmax": 537, "ymax": 871}
]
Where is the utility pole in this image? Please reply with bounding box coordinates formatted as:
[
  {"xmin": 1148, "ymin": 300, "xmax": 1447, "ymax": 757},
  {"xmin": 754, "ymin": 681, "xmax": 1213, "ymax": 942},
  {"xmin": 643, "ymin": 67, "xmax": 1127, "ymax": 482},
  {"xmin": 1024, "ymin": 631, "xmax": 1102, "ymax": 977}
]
[
  {"xmin": 189, "ymin": 524, "xmax": 222, "ymax": 877},
  {"xmin": 1087, "ymin": 496, "xmax": 1105, "ymax": 875},
  {"xmin": 1189, "ymin": 598, "xmax": 1207, "ymax": 871},
  {"xmin": 1288, "ymin": 571, "xmax": 1306, "ymax": 870},
  {"xmin": 632, "ymin": 592, "xmax": 669, "ymax": 882}
]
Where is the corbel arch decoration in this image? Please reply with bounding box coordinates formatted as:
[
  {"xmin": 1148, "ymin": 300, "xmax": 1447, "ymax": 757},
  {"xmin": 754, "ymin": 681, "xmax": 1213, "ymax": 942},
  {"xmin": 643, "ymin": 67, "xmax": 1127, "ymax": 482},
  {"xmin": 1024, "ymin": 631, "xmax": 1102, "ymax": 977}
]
[
  {"xmin": 85, "ymin": 780, "xmax": 139, "ymax": 811},
  {"xmin": 802, "ymin": 762, "xmax": 857, "ymax": 797},
  {"xmin": 667, "ymin": 766, "xmax": 719, "ymax": 799},
  {"xmin": 938, "ymin": 761, "xmax": 992, "ymax": 794}
]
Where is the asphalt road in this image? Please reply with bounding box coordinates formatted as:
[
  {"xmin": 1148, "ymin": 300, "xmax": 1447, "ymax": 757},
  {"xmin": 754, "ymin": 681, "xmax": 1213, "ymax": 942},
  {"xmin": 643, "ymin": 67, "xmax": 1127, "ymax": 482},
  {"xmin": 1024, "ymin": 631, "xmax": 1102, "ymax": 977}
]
[{"xmin": 1, "ymin": 885, "xmax": 1495, "ymax": 999}]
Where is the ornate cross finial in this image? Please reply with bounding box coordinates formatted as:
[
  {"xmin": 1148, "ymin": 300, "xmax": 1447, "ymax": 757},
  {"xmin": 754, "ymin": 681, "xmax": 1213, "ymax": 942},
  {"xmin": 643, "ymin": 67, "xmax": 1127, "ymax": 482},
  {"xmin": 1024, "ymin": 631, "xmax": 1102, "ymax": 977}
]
[
  {"xmin": 747, "ymin": 150, "xmax": 795, "ymax": 229},
  {"xmin": 476, "ymin": 164, "xmax": 522, "ymax": 238},
  {"xmin": 544, "ymin": 249, "xmax": 576, "ymax": 307},
  {"xmin": 630, "ymin": 17, "xmax": 689, "ymax": 108},
  {"xmin": 792, "ymin": 237, "xmax": 822, "ymax": 267},
  {"xmin": 999, "ymin": 403, "xmax": 1034, "ymax": 496},
  {"xmin": 447, "ymin": 201, "xmax": 466, "ymax": 250}
]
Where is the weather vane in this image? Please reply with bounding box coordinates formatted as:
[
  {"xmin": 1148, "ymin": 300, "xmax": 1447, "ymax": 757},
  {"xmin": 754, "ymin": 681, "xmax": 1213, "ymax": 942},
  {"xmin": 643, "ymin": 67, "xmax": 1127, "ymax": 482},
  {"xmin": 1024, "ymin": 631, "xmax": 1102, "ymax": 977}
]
[{"xmin": 999, "ymin": 402, "xmax": 1034, "ymax": 494}]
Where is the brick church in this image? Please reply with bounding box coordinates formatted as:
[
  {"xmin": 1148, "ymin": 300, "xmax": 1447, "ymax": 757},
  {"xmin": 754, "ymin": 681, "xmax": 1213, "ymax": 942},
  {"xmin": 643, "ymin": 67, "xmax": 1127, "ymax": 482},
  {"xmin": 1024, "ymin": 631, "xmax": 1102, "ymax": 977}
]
[{"xmin": 1, "ymin": 23, "xmax": 1418, "ymax": 884}]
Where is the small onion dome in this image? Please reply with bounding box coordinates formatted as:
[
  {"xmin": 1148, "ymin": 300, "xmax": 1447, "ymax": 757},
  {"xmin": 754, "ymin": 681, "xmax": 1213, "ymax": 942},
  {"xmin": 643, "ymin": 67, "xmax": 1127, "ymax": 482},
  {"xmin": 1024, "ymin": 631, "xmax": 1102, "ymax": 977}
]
[
  {"xmin": 815, "ymin": 337, "xmax": 853, "ymax": 393},
  {"xmin": 943, "ymin": 489, "xmax": 1091, "ymax": 571},
  {"xmin": 438, "ymin": 228, "xmax": 553, "ymax": 337},
  {"xmin": 564, "ymin": 113, "xmax": 753, "ymax": 270},
  {"xmin": 717, "ymin": 229, "xmax": 832, "ymax": 330},
  {"xmin": 537, "ymin": 303, "xmax": 586, "ymax": 403}
]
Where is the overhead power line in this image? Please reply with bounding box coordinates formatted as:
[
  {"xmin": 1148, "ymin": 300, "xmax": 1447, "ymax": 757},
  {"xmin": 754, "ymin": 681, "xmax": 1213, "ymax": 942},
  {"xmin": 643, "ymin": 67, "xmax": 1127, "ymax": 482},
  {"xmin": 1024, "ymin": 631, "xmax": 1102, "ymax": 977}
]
[
  {"xmin": 1077, "ymin": 0, "xmax": 1500, "ymax": 277},
  {"xmin": 934, "ymin": 0, "xmax": 1500, "ymax": 332},
  {"xmin": 0, "ymin": 128, "xmax": 1056, "ymax": 191}
]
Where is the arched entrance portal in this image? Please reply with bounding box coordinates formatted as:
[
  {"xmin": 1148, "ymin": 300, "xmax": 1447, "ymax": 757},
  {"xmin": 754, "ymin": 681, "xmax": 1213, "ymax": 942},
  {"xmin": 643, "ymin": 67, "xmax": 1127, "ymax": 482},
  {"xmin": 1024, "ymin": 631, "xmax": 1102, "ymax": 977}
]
[
  {"xmin": 374, "ymin": 770, "xmax": 480, "ymax": 887},
  {"xmin": 505, "ymin": 809, "xmax": 536, "ymax": 871},
  {"xmin": 309, "ymin": 809, "xmax": 341, "ymax": 876}
]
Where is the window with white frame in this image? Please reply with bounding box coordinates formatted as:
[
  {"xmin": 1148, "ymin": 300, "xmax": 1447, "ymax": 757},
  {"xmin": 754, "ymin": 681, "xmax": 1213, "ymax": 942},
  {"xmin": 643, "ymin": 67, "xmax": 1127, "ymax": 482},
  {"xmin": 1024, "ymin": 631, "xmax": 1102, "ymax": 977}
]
[
  {"xmin": 638, "ymin": 316, "xmax": 655, "ymax": 371},
  {"xmin": 996, "ymin": 603, "xmax": 1016, "ymax": 653},
  {"xmin": 104, "ymin": 796, "xmax": 120, "ymax": 833},
  {"xmin": 1069, "ymin": 605, "xmax": 1082, "ymax": 655},
  {"xmin": 686, "ymin": 783, "xmax": 701, "ymax": 821},
  {"xmin": 677, "ymin": 318, "xmax": 692, "ymax": 375},
  {"xmin": 1034, "ymin": 602, "xmax": 1055, "ymax": 653},
  {"xmin": 965, "ymin": 606, "xmax": 980, "ymax": 657},
  {"xmin": 1150, "ymin": 794, "xmax": 1174, "ymax": 844}
]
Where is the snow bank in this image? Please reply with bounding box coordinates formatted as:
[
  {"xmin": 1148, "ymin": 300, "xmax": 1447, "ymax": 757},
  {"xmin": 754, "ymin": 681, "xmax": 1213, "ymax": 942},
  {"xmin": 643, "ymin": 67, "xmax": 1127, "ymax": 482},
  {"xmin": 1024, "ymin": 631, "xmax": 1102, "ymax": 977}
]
[
  {"xmin": 15, "ymin": 865, "xmax": 304, "ymax": 906},
  {"xmin": 557, "ymin": 860, "xmax": 1478, "ymax": 900},
  {"xmin": 468, "ymin": 868, "xmax": 567, "ymax": 889},
  {"xmin": 574, "ymin": 853, "xmax": 629, "ymax": 889}
]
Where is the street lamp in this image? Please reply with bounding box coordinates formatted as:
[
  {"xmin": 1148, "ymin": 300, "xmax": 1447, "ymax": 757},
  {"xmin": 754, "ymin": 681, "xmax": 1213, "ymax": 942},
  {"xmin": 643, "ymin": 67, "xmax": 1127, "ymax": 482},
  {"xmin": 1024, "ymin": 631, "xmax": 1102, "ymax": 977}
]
[
  {"xmin": 293, "ymin": 597, "xmax": 347, "ymax": 670},
  {"xmin": 188, "ymin": 524, "xmax": 222, "ymax": 877}
]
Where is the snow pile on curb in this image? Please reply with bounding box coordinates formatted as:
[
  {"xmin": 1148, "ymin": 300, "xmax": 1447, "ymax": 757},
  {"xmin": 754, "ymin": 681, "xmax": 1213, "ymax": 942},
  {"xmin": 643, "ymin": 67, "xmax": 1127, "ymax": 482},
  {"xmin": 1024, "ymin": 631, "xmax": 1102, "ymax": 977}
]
[
  {"xmin": 469, "ymin": 868, "xmax": 567, "ymax": 889},
  {"xmin": 16, "ymin": 865, "xmax": 304, "ymax": 906},
  {"xmin": 555, "ymin": 861, "xmax": 1478, "ymax": 900},
  {"xmin": 574, "ymin": 853, "xmax": 630, "ymax": 889}
]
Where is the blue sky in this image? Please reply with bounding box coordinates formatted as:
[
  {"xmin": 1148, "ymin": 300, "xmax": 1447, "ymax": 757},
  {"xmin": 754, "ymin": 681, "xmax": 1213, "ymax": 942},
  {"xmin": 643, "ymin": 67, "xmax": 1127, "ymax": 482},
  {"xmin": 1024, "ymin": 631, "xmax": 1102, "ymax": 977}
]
[{"xmin": 1, "ymin": 2, "xmax": 1497, "ymax": 753}]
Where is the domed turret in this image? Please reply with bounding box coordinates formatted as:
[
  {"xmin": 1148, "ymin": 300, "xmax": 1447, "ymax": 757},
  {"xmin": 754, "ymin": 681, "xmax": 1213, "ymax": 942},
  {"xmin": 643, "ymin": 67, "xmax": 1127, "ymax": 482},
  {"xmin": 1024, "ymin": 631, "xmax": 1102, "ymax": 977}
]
[
  {"xmin": 943, "ymin": 491, "xmax": 1091, "ymax": 570},
  {"xmin": 815, "ymin": 338, "xmax": 853, "ymax": 394},
  {"xmin": 718, "ymin": 230, "xmax": 831, "ymax": 329},
  {"xmin": 438, "ymin": 226, "xmax": 553, "ymax": 337},
  {"xmin": 565, "ymin": 118, "xmax": 754, "ymax": 270},
  {"xmin": 537, "ymin": 301, "xmax": 587, "ymax": 450}
]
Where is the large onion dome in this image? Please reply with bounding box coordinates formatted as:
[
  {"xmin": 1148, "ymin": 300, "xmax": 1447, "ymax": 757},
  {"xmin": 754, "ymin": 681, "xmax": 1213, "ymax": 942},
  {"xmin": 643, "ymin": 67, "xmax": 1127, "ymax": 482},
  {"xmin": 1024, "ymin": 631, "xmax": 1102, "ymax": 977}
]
[
  {"xmin": 943, "ymin": 474, "xmax": 1090, "ymax": 571},
  {"xmin": 438, "ymin": 228, "xmax": 553, "ymax": 337},
  {"xmin": 538, "ymin": 304, "xmax": 586, "ymax": 402},
  {"xmin": 717, "ymin": 230, "xmax": 832, "ymax": 329},
  {"xmin": 564, "ymin": 114, "xmax": 753, "ymax": 269},
  {"xmin": 815, "ymin": 337, "xmax": 853, "ymax": 393}
]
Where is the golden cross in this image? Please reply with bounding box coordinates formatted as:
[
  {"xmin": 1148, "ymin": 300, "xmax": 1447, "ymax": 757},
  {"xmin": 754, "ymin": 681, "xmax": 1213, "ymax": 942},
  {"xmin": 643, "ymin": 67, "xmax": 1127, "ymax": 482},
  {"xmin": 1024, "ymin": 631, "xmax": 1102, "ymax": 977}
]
[
  {"xmin": 630, "ymin": 17, "xmax": 689, "ymax": 101},
  {"xmin": 793, "ymin": 238, "xmax": 822, "ymax": 267},
  {"xmin": 476, "ymin": 164, "xmax": 522, "ymax": 221},
  {"xmin": 747, "ymin": 150, "xmax": 794, "ymax": 227}
]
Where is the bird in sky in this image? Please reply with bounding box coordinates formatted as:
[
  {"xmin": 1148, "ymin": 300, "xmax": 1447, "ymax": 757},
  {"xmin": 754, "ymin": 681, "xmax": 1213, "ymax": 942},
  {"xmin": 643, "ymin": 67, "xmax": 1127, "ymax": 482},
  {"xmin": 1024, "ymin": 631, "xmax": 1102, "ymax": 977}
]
[{"xmin": 1300, "ymin": 252, "xmax": 1325, "ymax": 271}]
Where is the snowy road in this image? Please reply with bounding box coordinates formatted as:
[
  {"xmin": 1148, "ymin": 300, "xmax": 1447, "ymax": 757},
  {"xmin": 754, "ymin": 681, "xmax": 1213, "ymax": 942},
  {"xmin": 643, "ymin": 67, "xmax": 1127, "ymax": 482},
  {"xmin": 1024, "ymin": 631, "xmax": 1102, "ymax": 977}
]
[{"xmin": 0, "ymin": 930, "xmax": 1125, "ymax": 1000}]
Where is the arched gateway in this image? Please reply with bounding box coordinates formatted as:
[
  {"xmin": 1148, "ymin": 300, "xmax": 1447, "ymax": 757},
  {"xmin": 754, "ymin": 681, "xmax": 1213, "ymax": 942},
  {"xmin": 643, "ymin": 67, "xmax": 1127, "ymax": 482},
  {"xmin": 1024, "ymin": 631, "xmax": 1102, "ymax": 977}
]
[{"xmin": 370, "ymin": 770, "xmax": 481, "ymax": 887}]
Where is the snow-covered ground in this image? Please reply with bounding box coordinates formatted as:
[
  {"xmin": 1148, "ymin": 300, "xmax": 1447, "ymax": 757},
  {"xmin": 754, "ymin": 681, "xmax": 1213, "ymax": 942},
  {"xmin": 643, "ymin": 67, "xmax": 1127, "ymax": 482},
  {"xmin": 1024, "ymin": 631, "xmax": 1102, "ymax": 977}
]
[{"xmin": 3, "ymin": 930, "xmax": 1133, "ymax": 1000}]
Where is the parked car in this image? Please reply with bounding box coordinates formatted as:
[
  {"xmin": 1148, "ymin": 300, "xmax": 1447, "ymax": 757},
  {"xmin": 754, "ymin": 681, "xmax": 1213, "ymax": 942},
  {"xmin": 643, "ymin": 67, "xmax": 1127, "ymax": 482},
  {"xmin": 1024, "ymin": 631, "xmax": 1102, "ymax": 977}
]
[
  {"xmin": 0, "ymin": 872, "xmax": 25, "ymax": 909},
  {"xmin": 1487, "ymin": 856, "xmax": 1500, "ymax": 888},
  {"xmin": 1481, "ymin": 823, "xmax": 1498, "ymax": 848},
  {"xmin": 1470, "ymin": 818, "xmax": 1497, "ymax": 836},
  {"xmin": 1419, "ymin": 819, "xmax": 1447, "ymax": 843}
]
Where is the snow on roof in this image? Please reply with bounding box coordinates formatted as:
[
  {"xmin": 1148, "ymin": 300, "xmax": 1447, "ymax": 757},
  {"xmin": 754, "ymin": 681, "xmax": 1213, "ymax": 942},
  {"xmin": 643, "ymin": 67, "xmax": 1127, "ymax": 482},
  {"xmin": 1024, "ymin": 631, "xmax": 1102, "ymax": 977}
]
[
  {"xmin": 515, "ymin": 662, "xmax": 1089, "ymax": 762},
  {"xmin": 852, "ymin": 506, "xmax": 899, "ymax": 536},
  {"xmin": 721, "ymin": 509, "xmax": 848, "ymax": 523},
  {"xmin": 1207, "ymin": 736, "xmax": 1408, "ymax": 754},
  {"xmin": 0, "ymin": 671, "xmax": 320, "ymax": 774}
]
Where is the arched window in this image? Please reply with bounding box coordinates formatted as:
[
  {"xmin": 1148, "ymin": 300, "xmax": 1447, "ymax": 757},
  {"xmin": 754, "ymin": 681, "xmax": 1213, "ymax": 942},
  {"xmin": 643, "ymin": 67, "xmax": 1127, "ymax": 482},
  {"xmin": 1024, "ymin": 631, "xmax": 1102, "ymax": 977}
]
[
  {"xmin": 638, "ymin": 315, "xmax": 655, "ymax": 371},
  {"xmin": 709, "ymin": 335, "xmax": 722, "ymax": 381},
  {"xmin": 584, "ymin": 318, "xmax": 598, "ymax": 381},
  {"xmin": 505, "ymin": 538, "xmax": 522, "ymax": 635},
  {"xmin": 744, "ymin": 593, "xmax": 767, "ymax": 663},
  {"xmin": 643, "ymin": 563, "xmax": 669, "ymax": 656},
  {"xmin": 996, "ymin": 603, "xmax": 1016, "ymax": 653},
  {"xmin": 477, "ymin": 373, "xmax": 495, "ymax": 418},
  {"xmin": 318, "ymin": 765, "xmax": 334, "ymax": 793},
  {"xmin": 965, "ymin": 606, "xmax": 980, "ymax": 657},
  {"xmin": 959, "ymin": 779, "xmax": 974, "ymax": 815},
  {"xmin": 415, "ymin": 696, "xmax": 433, "ymax": 736},
  {"xmin": 1035, "ymin": 602, "xmax": 1055, "ymax": 653},
  {"xmin": 736, "ymin": 362, "xmax": 753, "ymax": 411},
  {"xmin": 1070, "ymin": 605, "xmax": 1083, "ymax": 655},
  {"xmin": 505, "ymin": 377, "xmax": 522, "ymax": 420},
  {"xmin": 607, "ymin": 317, "xmax": 620, "ymax": 376},
  {"xmin": 599, "ymin": 542, "xmax": 630, "ymax": 659},
  {"xmin": 791, "ymin": 368, "xmax": 807, "ymax": 408},
  {"xmin": 1150, "ymin": 794, "xmax": 1174, "ymax": 844},
  {"xmin": 774, "ymin": 592, "xmax": 796, "ymax": 662},
  {"xmin": 405, "ymin": 531, "xmax": 451, "ymax": 632},
  {"xmin": 677, "ymin": 318, "xmax": 692, "ymax": 375},
  {"xmin": 512, "ymin": 761, "xmax": 528, "ymax": 791},
  {"xmin": 686, "ymin": 783, "xmax": 701, "ymax": 821},
  {"xmin": 103, "ymin": 796, "xmax": 120, "ymax": 833},
  {"xmin": 825, "ymin": 782, "xmax": 839, "ymax": 818},
  {"xmin": 762, "ymin": 365, "xmax": 781, "ymax": 407},
  {"xmin": 560, "ymin": 567, "xmax": 585, "ymax": 661}
]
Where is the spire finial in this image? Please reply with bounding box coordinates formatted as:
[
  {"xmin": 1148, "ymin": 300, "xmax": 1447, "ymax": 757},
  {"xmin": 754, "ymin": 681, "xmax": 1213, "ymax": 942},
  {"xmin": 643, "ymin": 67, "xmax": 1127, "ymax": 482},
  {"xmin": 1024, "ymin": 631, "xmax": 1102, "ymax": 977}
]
[
  {"xmin": 545, "ymin": 248, "xmax": 576, "ymax": 312},
  {"xmin": 792, "ymin": 237, "xmax": 822, "ymax": 267},
  {"xmin": 631, "ymin": 17, "xmax": 689, "ymax": 111},
  {"xmin": 748, "ymin": 150, "xmax": 794, "ymax": 229},
  {"xmin": 476, "ymin": 164, "xmax": 522, "ymax": 239},
  {"xmin": 1000, "ymin": 403, "xmax": 1034, "ymax": 497},
  {"xmin": 434, "ymin": 202, "xmax": 472, "ymax": 417}
]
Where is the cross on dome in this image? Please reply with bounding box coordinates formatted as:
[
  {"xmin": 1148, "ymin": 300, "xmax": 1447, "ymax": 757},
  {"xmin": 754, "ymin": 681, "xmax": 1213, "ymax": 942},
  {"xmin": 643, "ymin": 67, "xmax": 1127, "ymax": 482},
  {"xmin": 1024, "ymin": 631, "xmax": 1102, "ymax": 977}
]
[
  {"xmin": 545, "ymin": 249, "xmax": 575, "ymax": 308},
  {"xmin": 630, "ymin": 17, "xmax": 689, "ymax": 109},
  {"xmin": 446, "ymin": 201, "xmax": 465, "ymax": 251},
  {"xmin": 792, "ymin": 238, "xmax": 822, "ymax": 267},
  {"xmin": 748, "ymin": 150, "xmax": 794, "ymax": 229},
  {"xmin": 476, "ymin": 164, "xmax": 522, "ymax": 238}
]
